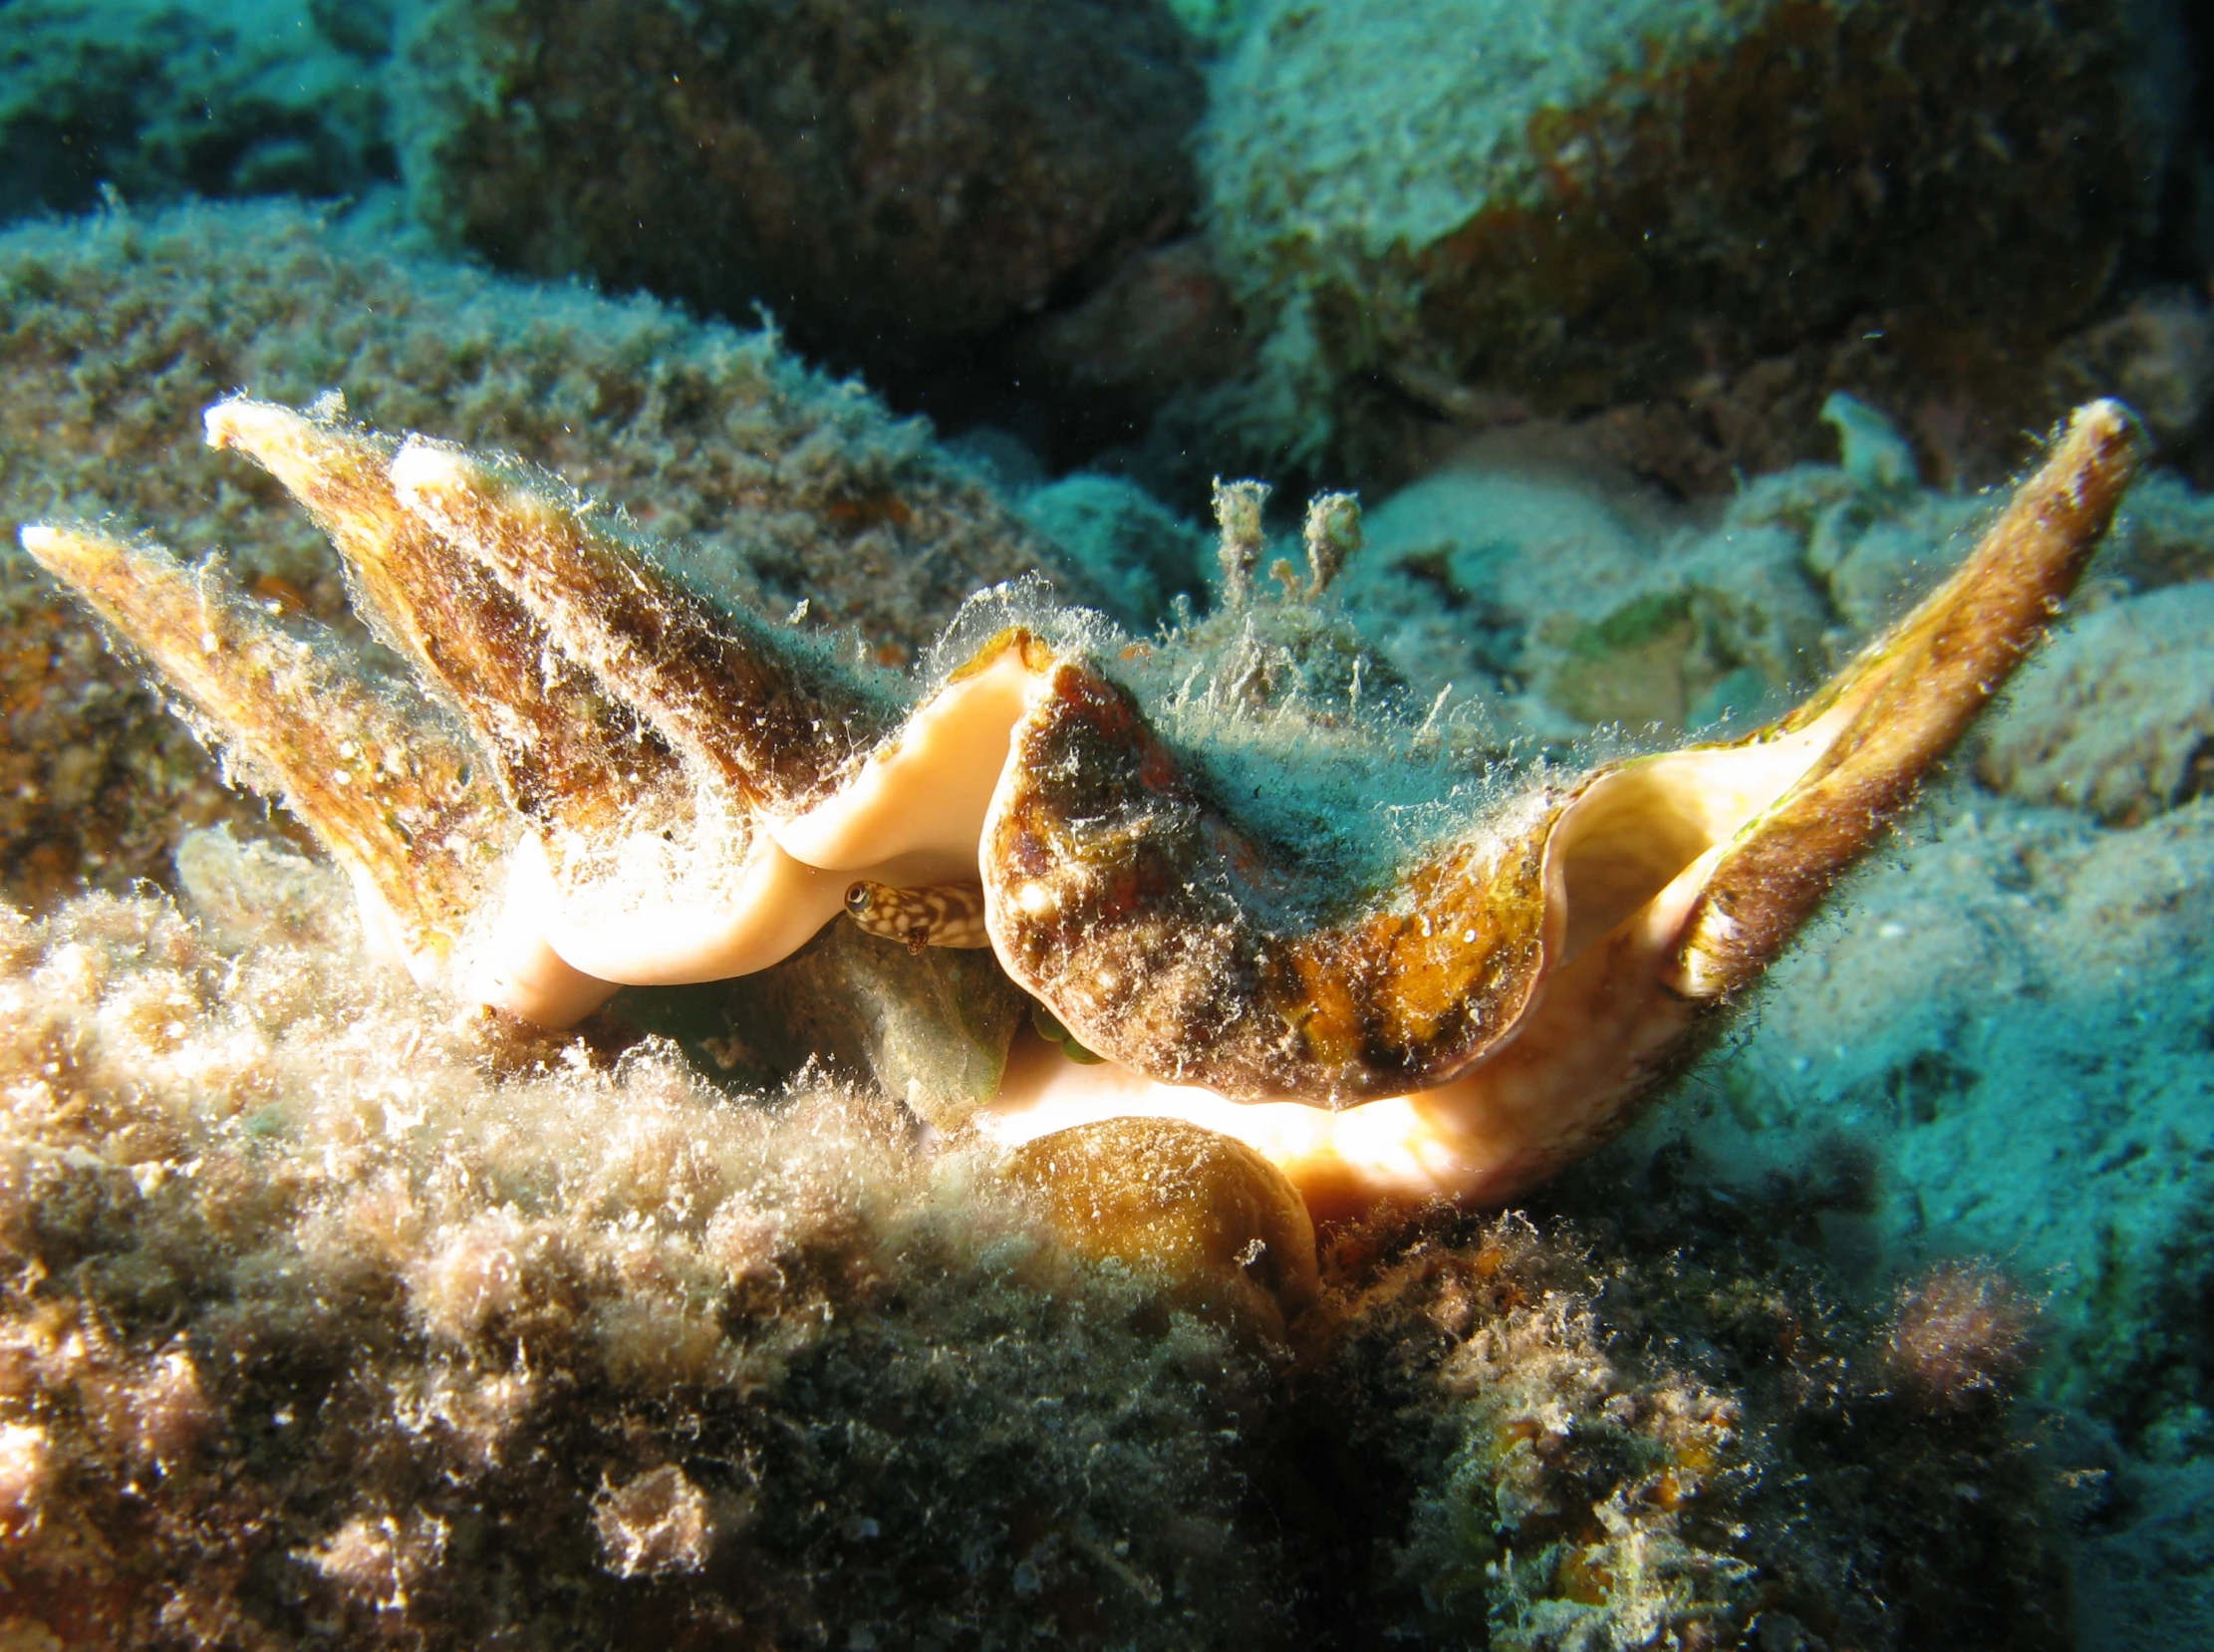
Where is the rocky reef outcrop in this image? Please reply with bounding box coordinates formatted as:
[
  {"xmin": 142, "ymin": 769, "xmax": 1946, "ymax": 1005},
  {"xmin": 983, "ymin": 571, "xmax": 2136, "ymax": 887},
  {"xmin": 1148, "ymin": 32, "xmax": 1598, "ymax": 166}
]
[
  {"xmin": 0, "ymin": 0, "xmax": 398, "ymax": 222},
  {"xmin": 392, "ymin": 0, "xmax": 1206, "ymax": 390},
  {"xmin": 1196, "ymin": 0, "xmax": 2188, "ymax": 484}
]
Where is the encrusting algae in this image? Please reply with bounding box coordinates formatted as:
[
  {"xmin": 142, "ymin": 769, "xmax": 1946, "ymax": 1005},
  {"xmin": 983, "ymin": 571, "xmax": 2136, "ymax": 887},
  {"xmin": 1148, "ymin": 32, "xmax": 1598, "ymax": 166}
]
[
  {"xmin": 0, "ymin": 848, "xmax": 1299, "ymax": 1647},
  {"xmin": 20, "ymin": 393, "xmax": 2142, "ymax": 1234},
  {"xmin": 0, "ymin": 851, "xmax": 2081, "ymax": 1645}
]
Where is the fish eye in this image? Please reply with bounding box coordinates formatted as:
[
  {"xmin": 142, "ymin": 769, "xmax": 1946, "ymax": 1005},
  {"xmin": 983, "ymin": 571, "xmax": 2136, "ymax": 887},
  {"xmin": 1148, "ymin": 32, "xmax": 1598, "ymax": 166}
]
[{"xmin": 845, "ymin": 882, "xmax": 872, "ymax": 915}]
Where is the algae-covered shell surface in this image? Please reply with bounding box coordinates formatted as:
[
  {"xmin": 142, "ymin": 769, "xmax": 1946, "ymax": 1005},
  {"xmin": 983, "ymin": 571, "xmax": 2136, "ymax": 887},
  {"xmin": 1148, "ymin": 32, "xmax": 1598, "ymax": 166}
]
[{"xmin": 20, "ymin": 393, "xmax": 2139, "ymax": 1220}]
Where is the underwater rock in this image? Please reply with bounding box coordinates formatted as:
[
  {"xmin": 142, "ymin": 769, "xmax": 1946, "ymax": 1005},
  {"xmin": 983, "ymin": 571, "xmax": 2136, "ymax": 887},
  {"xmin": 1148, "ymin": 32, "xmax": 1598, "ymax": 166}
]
[
  {"xmin": 1644, "ymin": 782, "xmax": 2214, "ymax": 1453},
  {"xmin": 1014, "ymin": 236, "xmax": 1249, "ymax": 408},
  {"xmin": 1331, "ymin": 437, "xmax": 1676, "ymax": 727},
  {"xmin": 1337, "ymin": 406, "xmax": 2017, "ymax": 736},
  {"xmin": 2076, "ymin": 1447, "xmax": 2214, "ymax": 1652},
  {"xmin": 0, "ymin": 871, "xmax": 1295, "ymax": 1648},
  {"xmin": 1319, "ymin": 1207, "xmax": 2074, "ymax": 1649},
  {"xmin": 1015, "ymin": 470, "xmax": 1215, "ymax": 634},
  {"xmin": 0, "ymin": 850, "xmax": 2091, "ymax": 1645},
  {"xmin": 1199, "ymin": 0, "xmax": 2167, "ymax": 475},
  {"xmin": 2099, "ymin": 465, "xmax": 2214, "ymax": 590},
  {"xmin": 1810, "ymin": 501, "xmax": 1979, "ymax": 641},
  {"xmin": 1160, "ymin": 0, "xmax": 1260, "ymax": 50},
  {"xmin": 392, "ymin": 0, "xmax": 1205, "ymax": 386},
  {"xmin": 2052, "ymin": 287, "xmax": 2214, "ymax": 458},
  {"xmin": 0, "ymin": 201, "xmax": 1076, "ymax": 905},
  {"xmin": 1622, "ymin": 772, "xmax": 2214, "ymax": 1642},
  {"xmin": 1006, "ymin": 235, "xmax": 1259, "ymax": 464},
  {"xmin": 1978, "ymin": 583, "xmax": 2214, "ymax": 823},
  {"xmin": 0, "ymin": 0, "xmax": 397, "ymax": 223},
  {"xmin": 1670, "ymin": 524, "xmax": 1835, "ymax": 725}
]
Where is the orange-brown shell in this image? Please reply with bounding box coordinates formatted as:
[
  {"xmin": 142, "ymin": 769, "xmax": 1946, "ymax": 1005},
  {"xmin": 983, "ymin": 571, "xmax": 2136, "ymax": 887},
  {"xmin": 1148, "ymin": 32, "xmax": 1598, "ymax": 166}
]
[{"xmin": 984, "ymin": 658, "xmax": 1560, "ymax": 1104}]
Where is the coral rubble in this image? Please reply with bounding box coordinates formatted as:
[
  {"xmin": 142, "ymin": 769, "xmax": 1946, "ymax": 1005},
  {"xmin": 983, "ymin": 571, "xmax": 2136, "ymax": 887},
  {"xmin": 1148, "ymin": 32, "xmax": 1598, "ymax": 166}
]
[
  {"xmin": 1977, "ymin": 583, "xmax": 2214, "ymax": 822},
  {"xmin": 1320, "ymin": 1206, "xmax": 2074, "ymax": 1649},
  {"xmin": 1335, "ymin": 392, "xmax": 2173, "ymax": 742}
]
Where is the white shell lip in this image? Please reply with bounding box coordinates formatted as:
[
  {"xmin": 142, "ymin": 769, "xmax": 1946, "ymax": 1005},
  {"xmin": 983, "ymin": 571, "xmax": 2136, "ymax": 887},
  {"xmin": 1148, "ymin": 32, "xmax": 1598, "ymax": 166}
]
[
  {"xmin": 477, "ymin": 826, "xmax": 991, "ymax": 1020},
  {"xmin": 771, "ymin": 645, "xmax": 1045, "ymax": 870},
  {"xmin": 441, "ymin": 644, "xmax": 1053, "ymax": 1026},
  {"xmin": 526, "ymin": 831, "xmax": 850, "ymax": 987}
]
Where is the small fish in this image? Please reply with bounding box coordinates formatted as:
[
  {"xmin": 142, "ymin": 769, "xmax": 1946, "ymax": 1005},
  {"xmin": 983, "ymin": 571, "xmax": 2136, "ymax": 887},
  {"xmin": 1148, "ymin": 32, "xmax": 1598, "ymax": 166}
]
[{"xmin": 844, "ymin": 880, "xmax": 991, "ymax": 952}]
